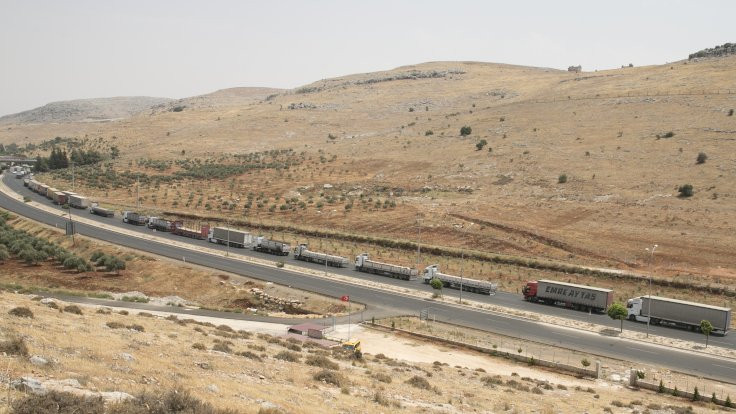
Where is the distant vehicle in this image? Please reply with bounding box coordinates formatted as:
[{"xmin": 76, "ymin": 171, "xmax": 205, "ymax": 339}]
[
  {"xmin": 122, "ymin": 211, "xmax": 148, "ymax": 226},
  {"xmin": 354, "ymin": 253, "xmax": 417, "ymax": 280},
  {"xmin": 208, "ymin": 227, "xmax": 251, "ymax": 248},
  {"xmin": 293, "ymin": 244, "xmax": 348, "ymax": 267},
  {"xmin": 627, "ymin": 295, "xmax": 731, "ymax": 335},
  {"xmin": 253, "ymin": 237, "xmax": 290, "ymax": 256},
  {"xmin": 341, "ymin": 339, "xmax": 361, "ymax": 354},
  {"xmin": 522, "ymin": 280, "xmax": 613, "ymax": 313},
  {"xmin": 422, "ymin": 265, "xmax": 497, "ymax": 295},
  {"xmin": 148, "ymin": 217, "xmax": 176, "ymax": 232},
  {"xmin": 89, "ymin": 203, "xmax": 115, "ymax": 217},
  {"xmin": 172, "ymin": 222, "xmax": 209, "ymax": 239},
  {"xmin": 68, "ymin": 194, "xmax": 90, "ymax": 209}
]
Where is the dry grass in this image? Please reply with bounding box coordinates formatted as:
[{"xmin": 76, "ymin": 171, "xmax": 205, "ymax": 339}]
[{"xmin": 0, "ymin": 291, "xmax": 721, "ymax": 413}]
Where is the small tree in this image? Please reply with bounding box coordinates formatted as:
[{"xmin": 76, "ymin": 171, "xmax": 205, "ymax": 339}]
[
  {"xmin": 475, "ymin": 139, "xmax": 488, "ymax": 151},
  {"xmin": 692, "ymin": 386, "xmax": 700, "ymax": 401},
  {"xmin": 558, "ymin": 174, "xmax": 567, "ymax": 184},
  {"xmin": 430, "ymin": 277, "xmax": 443, "ymax": 297},
  {"xmin": 700, "ymin": 320, "xmax": 713, "ymax": 348},
  {"xmin": 460, "ymin": 126, "xmax": 472, "ymax": 136},
  {"xmin": 677, "ymin": 184, "xmax": 694, "ymax": 197},
  {"xmin": 696, "ymin": 152, "xmax": 708, "ymax": 164},
  {"xmin": 580, "ymin": 358, "xmax": 590, "ymax": 368},
  {"xmin": 607, "ymin": 302, "xmax": 628, "ymax": 332},
  {"xmin": 658, "ymin": 379, "xmax": 665, "ymax": 393}
]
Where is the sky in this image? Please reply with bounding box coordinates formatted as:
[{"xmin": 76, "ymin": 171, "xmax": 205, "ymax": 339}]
[{"xmin": 0, "ymin": 0, "xmax": 734, "ymax": 116}]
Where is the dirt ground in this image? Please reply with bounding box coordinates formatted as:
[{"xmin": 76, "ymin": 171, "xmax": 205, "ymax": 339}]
[{"xmin": 1, "ymin": 292, "xmax": 725, "ymax": 414}]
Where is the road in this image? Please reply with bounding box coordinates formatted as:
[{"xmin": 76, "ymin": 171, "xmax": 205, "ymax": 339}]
[{"xmin": 2, "ymin": 174, "xmax": 736, "ymax": 383}]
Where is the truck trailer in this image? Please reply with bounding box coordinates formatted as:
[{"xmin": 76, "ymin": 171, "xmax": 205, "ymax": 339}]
[
  {"xmin": 172, "ymin": 222, "xmax": 209, "ymax": 239},
  {"xmin": 354, "ymin": 253, "xmax": 418, "ymax": 280},
  {"xmin": 253, "ymin": 237, "xmax": 290, "ymax": 256},
  {"xmin": 627, "ymin": 295, "xmax": 731, "ymax": 335},
  {"xmin": 68, "ymin": 194, "xmax": 90, "ymax": 209},
  {"xmin": 45, "ymin": 187, "xmax": 59, "ymax": 200},
  {"xmin": 148, "ymin": 217, "xmax": 175, "ymax": 232},
  {"xmin": 293, "ymin": 244, "xmax": 348, "ymax": 267},
  {"xmin": 523, "ymin": 279, "xmax": 613, "ymax": 313},
  {"xmin": 52, "ymin": 191, "xmax": 67, "ymax": 205},
  {"xmin": 122, "ymin": 211, "xmax": 149, "ymax": 226},
  {"xmin": 422, "ymin": 265, "xmax": 497, "ymax": 295},
  {"xmin": 208, "ymin": 227, "xmax": 251, "ymax": 248},
  {"xmin": 90, "ymin": 204, "xmax": 115, "ymax": 217}
]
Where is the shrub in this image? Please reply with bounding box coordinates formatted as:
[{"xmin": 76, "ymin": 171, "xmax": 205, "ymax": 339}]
[
  {"xmin": 306, "ymin": 355, "xmax": 339, "ymax": 370},
  {"xmin": 63, "ymin": 305, "xmax": 83, "ymax": 315},
  {"xmin": 192, "ymin": 342, "xmax": 206, "ymax": 351},
  {"xmin": 90, "ymin": 251, "xmax": 105, "ymax": 262},
  {"xmin": 678, "ymin": 184, "xmax": 694, "ymax": 197},
  {"xmin": 425, "ymin": 130, "xmax": 433, "ymax": 136},
  {"xmin": 372, "ymin": 372, "xmax": 392, "ymax": 383},
  {"xmin": 580, "ymin": 358, "xmax": 590, "ymax": 367},
  {"xmin": 0, "ymin": 335, "xmax": 29, "ymax": 356},
  {"xmin": 729, "ymin": 109, "xmax": 734, "ymax": 116},
  {"xmin": 9, "ymin": 306, "xmax": 34, "ymax": 318},
  {"xmin": 475, "ymin": 139, "xmax": 488, "ymax": 151},
  {"xmin": 216, "ymin": 324, "xmax": 234, "ymax": 332},
  {"xmin": 696, "ymin": 152, "xmax": 707, "ymax": 164},
  {"xmin": 12, "ymin": 390, "xmax": 104, "ymax": 414},
  {"xmin": 460, "ymin": 126, "xmax": 472, "ymax": 136},
  {"xmin": 128, "ymin": 324, "xmax": 144, "ymax": 332},
  {"xmin": 313, "ymin": 370, "xmax": 346, "ymax": 387},
  {"xmin": 274, "ymin": 351, "xmax": 300, "ymax": 362},
  {"xmin": 23, "ymin": 196, "xmax": 31, "ymax": 203},
  {"xmin": 237, "ymin": 351, "xmax": 262, "ymax": 361},
  {"xmin": 212, "ymin": 342, "xmax": 232, "ymax": 354},
  {"xmin": 106, "ymin": 321, "xmax": 125, "ymax": 329},
  {"xmin": 406, "ymin": 375, "xmax": 432, "ymax": 390},
  {"xmin": 108, "ymin": 387, "xmax": 233, "ymax": 414},
  {"xmin": 558, "ymin": 174, "xmax": 568, "ymax": 184}
]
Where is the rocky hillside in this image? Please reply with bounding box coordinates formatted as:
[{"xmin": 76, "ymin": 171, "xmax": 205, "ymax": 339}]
[
  {"xmin": 0, "ymin": 96, "xmax": 172, "ymax": 124},
  {"xmin": 689, "ymin": 42, "xmax": 736, "ymax": 60},
  {"xmin": 150, "ymin": 87, "xmax": 285, "ymax": 113}
]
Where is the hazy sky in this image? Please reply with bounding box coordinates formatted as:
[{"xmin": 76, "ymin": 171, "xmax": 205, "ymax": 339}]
[{"xmin": 1, "ymin": 0, "xmax": 734, "ymax": 116}]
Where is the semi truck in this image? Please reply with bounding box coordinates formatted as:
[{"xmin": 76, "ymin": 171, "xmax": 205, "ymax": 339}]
[
  {"xmin": 522, "ymin": 279, "xmax": 613, "ymax": 313},
  {"xmin": 68, "ymin": 194, "xmax": 90, "ymax": 209},
  {"xmin": 122, "ymin": 211, "xmax": 149, "ymax": 226},
  {"xmin": 148, "ymin": 217, "xmax": 175, "ymax": 232},
  {"xmin": 208, "ymin": 227, "xmax": 252, "ymax": 248},
  {"xmin": 253, "ymin": 237, "xmax": 290, "ymax": 256},
  {"xmin": 52, "ymin": 191, "xmax": 67, "ymax": 205},
  {"xmin": 627, "ymin": 295, "xmax": 731, "ymax": 335},
  {"xmin": 45, "ymin": 187, "xmax": 59, "ymax": 200},
  {"xmin": 293, "ymin": 244, "xmax": 349, "ymax": 267},
  {"xmin": 422, "ymin": 265, "xmax": 498, "ymax": 295},
  {"xmin": 354, "ymin": 253, "xmax": 418, "ymax": 280},
  {"xmin": 90, "ymin": 203, "xmax": 115, "ymax": 217},
  {"xmin": 172, "ymin": 222, "xmax": 209, "ymax": 239}
]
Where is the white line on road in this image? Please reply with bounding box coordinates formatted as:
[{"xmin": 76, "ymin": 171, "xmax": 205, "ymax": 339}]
[{"xmin": 627, "ymin": 347, "xmax": 658, "ymax": 355}]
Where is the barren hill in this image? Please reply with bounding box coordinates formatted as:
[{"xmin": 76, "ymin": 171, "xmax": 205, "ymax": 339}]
[
  {"xmin": 0, "ymin": 96, "xmax": 172, "ymax": 124},
  {"xmin": 3, "ymin": 56, "xmax": 736, "ymax": 284},
  {"xmin": 150, "ymin": 86, "xmax": 285, "ymax": 113}
]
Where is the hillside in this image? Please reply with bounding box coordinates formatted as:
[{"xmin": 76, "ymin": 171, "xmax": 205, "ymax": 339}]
[
  {"xmin": 0, "ymin": 96, "xmax": 172, "ymax": 124},
  {"xmin": 2, "ymin": 56, "xmax": 736, "ymax": 286}
]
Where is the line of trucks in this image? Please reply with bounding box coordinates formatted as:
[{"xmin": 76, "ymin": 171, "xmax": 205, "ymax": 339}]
[
  {"xmin": 19, "ymin": 179, "xmax": 732, "ymax": 334},
  {"xmin": 522, "ymin": 279, "xmax": 731, "ymax": 335}
]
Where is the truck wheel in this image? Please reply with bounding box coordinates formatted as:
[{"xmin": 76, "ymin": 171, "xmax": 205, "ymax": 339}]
[{"xmin": 628, "ymin": 315, "xmax": 636, "ymax": 322}]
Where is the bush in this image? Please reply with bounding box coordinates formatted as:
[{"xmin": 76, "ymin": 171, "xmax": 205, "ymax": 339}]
[
  {"xmin": 128, "ymin": 324, "xmax": 144, "ymax": 332},
  {"xmin": 406, "ymin": 375, "xmax": 432, "ymax": 390},
  {"xmin": 372, "ymin": 372, "xmax": 392, "ymax": 383},
  {"xmin": 0, "ymin": 335, "xmax": 29, "ymax": 356},
  {"xmin": 678, "ymin": 184, "xmax": 694, "ymax": 197},
  {"xmin": 192, "ymin": 342, "xmax": 206, "ymax": 351},
  {"xmin": 212, "ymin": 342, "xmax": 232, "ymax": 354},
  {"xmin": 108, "ymin": 387, "xmax": 234, "ymax": 414},
  {"xmin": 237, "ymin": 351, "xmax": 262, "ymax": 361},
  {"xmin": 106, "ymin": 321, "xmax": 125, "ymax": 329},
  {"xmin": 313, "ymin": 370, "xmax": 346, "ymax": 387},
  {"xmin": 729, "ymin": 109, "xmax": 734, "ymax": 117},
  {"xmin": 475, "ymin": 139, "xmax": 487, "ymax": 151},
  {"xmin": 696, "ymin": 152, "xmax": 707, "ymax": 164},
  {"xmin": 274, "ymin": 351, "xmax": 300, "ymax": 362},
  {"xmin": 580, "ymin": 358, "xmax": 590, "ymax": 367},
  {"xmin": 306, "ymin": 355, "xmax": 339, "ymax": 370},
  {"xmin": 12, "ymin": 390, "xmax": 104, "ymax": 414},
  {"xmin": 63, "ymin": 305, "xmax": 83, "ymax": 315},
  {"xmin": 460, "ymin": 126, "xmax": 472, "ymax": 136},
  {"xmin": 425, "ymin": 130, "xmax": 433, "ymax": 136},
  {"xmin": 9, "ymin": 306, "xmax": 34, "ymax": 318},
  {"xmin": 558, "ymin": 174, "xmax": 568, "ymax": 184}
]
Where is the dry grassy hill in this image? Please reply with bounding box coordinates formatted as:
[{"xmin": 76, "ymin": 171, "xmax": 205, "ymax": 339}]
[
  {"xmin": 0, "ymin": 97, "xmax": 172, "ymax": 124},
  {"xmin": 2, "ymin": 56, "xmax": 736, "ymax": 285}
]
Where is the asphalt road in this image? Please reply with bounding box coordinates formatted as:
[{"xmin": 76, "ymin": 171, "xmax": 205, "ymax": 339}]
[{"xmin": 2, "ymin": 174, "xmax": 736, "ymax": 383}]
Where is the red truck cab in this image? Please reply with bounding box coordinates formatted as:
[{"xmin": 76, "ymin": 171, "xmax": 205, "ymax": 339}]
[{"xmin": 522, "ymin": 281, "xmax": 537, "ymax": 301}]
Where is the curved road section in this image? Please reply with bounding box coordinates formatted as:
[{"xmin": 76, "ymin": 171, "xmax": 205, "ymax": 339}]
[{"xmin": 1, "ymin": 175, "xmax": 735, "ymax": 383}]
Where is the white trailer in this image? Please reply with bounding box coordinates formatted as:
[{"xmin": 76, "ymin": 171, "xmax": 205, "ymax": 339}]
[
  {"xmin": 354, "ymin": 253, "xmax": 418, "ymax": 280},
  {"xmin": 122, "ymin": 211, "xmax": 148, "ymax": 226},
  {"xmin": 293, "ymin": 244, "xmax": 348, "ymax": 267},
  {"xmin": 627, "ymin": 295, "xmax": 731, "ymax": 335},
  {"xmin": 208, "ymin": 227, "xmax": 252, "ymax": 248},
  {"xmin": 422, "ymin": 265, "xmax": 498, "ymax": 295},
  {"xmin": 253, "ymin": 237, "xmax": 290, "ymax": 256}
]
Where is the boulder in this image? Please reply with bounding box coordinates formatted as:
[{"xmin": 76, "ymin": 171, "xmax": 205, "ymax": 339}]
[{"xmin": 29, "ymin": 355, "xmax": 48, "ymax": 366}]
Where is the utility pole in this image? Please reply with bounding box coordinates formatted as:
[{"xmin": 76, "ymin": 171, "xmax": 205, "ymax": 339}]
[
  {"xmin": 226, "ymin": 220, "xmax": 230, "ymax": 257},
  {"xmin": 645, "ymin": 244, "xmax": 658, "ymax": 338},
  {"xmin": 415, "ymin": 216, "xmax": 422, "ymax": 267},
  {"xmin": 459, "ymin": 222, "xmax": 473, "ymax": 304},
  {"xmin": 71, "ymin": 162, "xmax": 75, "ymax": 192},
  {"xmin": 67, "ymin": 207, "xmax": 76, "ymax": 247}
]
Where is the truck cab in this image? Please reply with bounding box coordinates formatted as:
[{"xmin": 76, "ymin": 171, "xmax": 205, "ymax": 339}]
[
  {"xmin": 354, "ymin": 253, "xmax": 368, "ymax": 268},
  {"xmin": 342, "ymin": 339, "xmax": 361, "ymax": 353},
  {"xmin": 522, "ymin": 281, "xmax": 538, "ymax": 300},
  {"xmin": 626, "ymin": 297, "xmax": 649, "ymax": 322}
]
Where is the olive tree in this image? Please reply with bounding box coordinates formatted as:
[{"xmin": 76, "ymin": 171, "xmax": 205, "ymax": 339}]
[
  {"xmin": 430, "ymin": 278, "xmax": 443, "ymax": 298},
  {"xmin": 700, "ymin": 320, "xmax": 713, "ymax": 348}
]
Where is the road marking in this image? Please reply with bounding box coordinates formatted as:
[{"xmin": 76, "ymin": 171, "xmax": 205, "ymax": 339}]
[
  {"xmin": 627, "ymin": 347, "xmax": 657, "ymax": 355},
  {"xmin": 713, "ymin": 364, "xmax": 736, "ymax": 371}
]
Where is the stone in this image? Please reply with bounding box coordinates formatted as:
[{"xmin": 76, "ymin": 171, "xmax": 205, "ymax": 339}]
[
  {"xmin": 12, "ymin": 377, "xmax": 46, "ymax": 394},
  {"xmin": 100, "ymin": 391, "xmax": 134, "ymax": 402},
  {"xmin": 120, "ymin": 353, "xmax": 135, "ymax": 362},
  {"xmin": 207, "ymin": 384, "xmax": 220, "ymax": 393},
  {"xmin": 30, "ymin": 355, "xmax": 48, "ymax": 366}
]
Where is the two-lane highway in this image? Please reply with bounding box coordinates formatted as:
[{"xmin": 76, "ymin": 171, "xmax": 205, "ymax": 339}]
[{"xmin": 2, "ymin": 174, "xmax": 735, "ymax": 383}]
